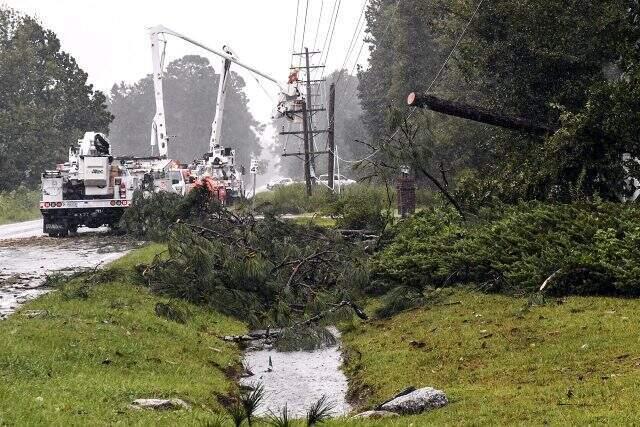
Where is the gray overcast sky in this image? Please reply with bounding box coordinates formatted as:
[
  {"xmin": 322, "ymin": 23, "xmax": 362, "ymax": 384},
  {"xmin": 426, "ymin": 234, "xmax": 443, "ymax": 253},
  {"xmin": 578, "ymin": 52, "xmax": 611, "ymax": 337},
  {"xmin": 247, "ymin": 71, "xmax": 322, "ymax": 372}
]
[{"xmin": 3, "ymin": 0, "xmax": 369, "ymax": 128}]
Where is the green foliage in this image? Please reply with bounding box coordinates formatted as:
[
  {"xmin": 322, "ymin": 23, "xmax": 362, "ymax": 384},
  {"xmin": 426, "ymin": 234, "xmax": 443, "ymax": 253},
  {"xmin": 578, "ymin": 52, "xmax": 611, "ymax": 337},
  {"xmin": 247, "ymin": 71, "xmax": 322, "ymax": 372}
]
[
  {"xmin": 267, "ymin": 404, "xmax": 291, "ymax": 427},
  {"xmin": 305, "ymin": 395, "xmax": 335, "ymax": 426},
  {"xmin": 226, "ymin": 401, "xmax": 246, "ymax": 427},
  {"xmin": 254, "ymin": 184, "xmax": 334, "ymax": 215},
  {"xmin": 119, "ymin": 191, "xmax": 183, "ymax": 240},
  {"xmin": 109, "ymin": 55, "xmax": 263, "ymax": 167},
  {"xmin": 141, "ymin": 192, "xmax": 370, "ymax": 328},
  {"xmin": 359, "ymin": 0, "xmax": 639, "ymax": 204},
  {"xmin": 373, "ymin": 202, "xmax": 640, "ymax": 298},
  {"xmin": 154, "ymin": 301, "xmax": 190, "ymax": 324},
  {"xmin": 240, "ymin": 383, "xmax": 265, "ymax": 426},
  {"xmin": 119, "ymin": 187, "xmax": 223, "ymax": 241},
  {"xmin": 0, "ymin": 188, "xmax": 40, "ymax": 225},
  {"xmin": 0, "ymin": 7, "xmax": 112, "ymax": 191},
  {"xmin": 274, "ymin": 326, "xmax": 338, "ymax": 352},
  {"xmin": 255, "ymin": 183, "xmax": 394, "ymax": 231},
  {"xmin": 326, "ymin": 185, "xmax": 387, "ymax": 231}
]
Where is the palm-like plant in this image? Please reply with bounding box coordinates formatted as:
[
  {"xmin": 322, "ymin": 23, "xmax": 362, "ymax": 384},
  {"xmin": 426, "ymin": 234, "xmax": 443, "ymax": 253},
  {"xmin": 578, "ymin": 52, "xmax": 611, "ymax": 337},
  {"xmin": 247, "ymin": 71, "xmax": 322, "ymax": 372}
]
[{"xmin": 306, "ymin": 395, "xmax": 336, "ymax": 426}]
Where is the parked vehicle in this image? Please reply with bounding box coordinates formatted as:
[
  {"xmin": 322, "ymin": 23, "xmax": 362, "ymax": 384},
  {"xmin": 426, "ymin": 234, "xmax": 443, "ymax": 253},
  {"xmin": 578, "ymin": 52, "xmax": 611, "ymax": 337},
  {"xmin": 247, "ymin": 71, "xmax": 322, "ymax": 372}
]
[
  {"xmin": 40, "ymin": 132, "xmax": 140, "ymax": 237},
  {"xmin": 267, "ymin": 177, "xmax": 295, "ymax": 190},
  {"xmin": 317, "ymin": 174, "xmax": 356, "ymax": 188}
]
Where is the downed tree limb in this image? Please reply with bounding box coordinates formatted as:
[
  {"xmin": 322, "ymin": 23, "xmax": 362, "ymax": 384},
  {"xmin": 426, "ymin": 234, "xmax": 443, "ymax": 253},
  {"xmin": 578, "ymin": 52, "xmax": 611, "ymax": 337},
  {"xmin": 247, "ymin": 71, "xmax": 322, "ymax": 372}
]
[
  {"xmin": 221, "ymin": 300, "xmax": 368, "ymax": 343},
  {"xmin": 540, "ymin": 269, "xmax": 563, "ymax": 292},
  {"xmin": 407, "ymin": 92, "xmax": 558, "ymax": 135},
  {"xmin": 294, "ymin": 300, "xmax": 369, "ymax": 328}
]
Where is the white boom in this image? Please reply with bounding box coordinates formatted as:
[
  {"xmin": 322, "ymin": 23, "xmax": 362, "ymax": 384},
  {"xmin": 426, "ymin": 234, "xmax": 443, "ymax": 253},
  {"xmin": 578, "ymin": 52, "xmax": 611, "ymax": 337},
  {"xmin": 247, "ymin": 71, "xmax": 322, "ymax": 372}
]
[
  {"xmin": 149, "ymin": 30, "xmax": 169, "ymax": 158},
  {"xmin": 148, "ymin": 25, "xmax": 282, "ymax": 157},
  {"xmin": 210, "ymin": 47, "xmax": 234, "ymax": 153}
]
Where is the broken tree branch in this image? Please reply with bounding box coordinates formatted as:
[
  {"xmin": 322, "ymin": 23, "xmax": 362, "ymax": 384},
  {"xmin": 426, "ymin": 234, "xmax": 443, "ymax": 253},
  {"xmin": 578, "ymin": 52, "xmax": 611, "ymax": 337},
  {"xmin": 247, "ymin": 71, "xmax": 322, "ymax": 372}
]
[{"xmin": 407, "ymin": 92, "xmax": 558, "ymax": 135}]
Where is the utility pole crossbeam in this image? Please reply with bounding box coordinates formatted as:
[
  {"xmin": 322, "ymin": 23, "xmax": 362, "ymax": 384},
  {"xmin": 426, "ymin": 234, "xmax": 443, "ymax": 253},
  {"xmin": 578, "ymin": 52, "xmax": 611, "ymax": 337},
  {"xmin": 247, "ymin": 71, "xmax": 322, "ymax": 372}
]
[
  {"xmin": 279, "ymin": 130, "xmax": 330, "ymax": 135},
  {"xmin": 290, "ymin": 65, "xmax": 325, "ymax": 70},
  {"xmin": 292, "ymin": 50, "xmax": 322, "ymax": 56},
  {"xmin": 282, "ymin": 150, "xmax": 332, "ymax": 157}
]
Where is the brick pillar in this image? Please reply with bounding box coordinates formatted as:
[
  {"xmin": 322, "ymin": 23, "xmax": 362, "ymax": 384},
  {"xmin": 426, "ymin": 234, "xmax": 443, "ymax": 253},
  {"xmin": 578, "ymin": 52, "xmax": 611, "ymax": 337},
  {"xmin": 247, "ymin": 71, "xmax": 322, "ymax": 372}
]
[{"xmin": 396, "ymin": 176, "xmax": 416, "ymax": 217}]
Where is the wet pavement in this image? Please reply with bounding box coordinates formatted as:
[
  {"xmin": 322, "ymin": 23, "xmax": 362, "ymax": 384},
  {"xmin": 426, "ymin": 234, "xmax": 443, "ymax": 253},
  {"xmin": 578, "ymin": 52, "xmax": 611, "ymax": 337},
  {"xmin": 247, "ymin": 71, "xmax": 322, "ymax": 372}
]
[
  {"xmin": 240, "ymin": 328, "xmax": 351, "ymax": 418},
  {"xmin": 0, "ymin": 220, "xmax": 139, "ymax": 319}
]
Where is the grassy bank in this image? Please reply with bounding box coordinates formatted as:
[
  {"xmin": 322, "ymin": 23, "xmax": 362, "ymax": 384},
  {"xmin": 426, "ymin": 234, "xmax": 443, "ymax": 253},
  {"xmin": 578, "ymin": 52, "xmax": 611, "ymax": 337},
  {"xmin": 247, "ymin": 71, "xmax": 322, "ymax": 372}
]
[
  {"xmin": 0, "ymin": 188, "xmax": 40, "ymax": 225},
  {"xmin": 340, "ymin": 289, "xmax": 640, "ymax": 425},
  {"xmin": 0, "ymin": 244, "xmax": 246, "ymax": 425}
]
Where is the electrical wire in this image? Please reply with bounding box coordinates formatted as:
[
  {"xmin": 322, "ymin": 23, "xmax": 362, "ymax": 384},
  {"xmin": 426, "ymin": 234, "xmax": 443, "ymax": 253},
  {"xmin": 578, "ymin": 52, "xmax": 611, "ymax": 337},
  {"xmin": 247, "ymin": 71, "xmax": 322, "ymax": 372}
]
[
  {"xmin": 427, "ymin": 0, "xmax": 485, "ymax": 92},
  {"xmin": 391, "ymin": 0, "xmax": 487, "ymax": 139},
  {"xmin": 291, "ymin": 0, "xmax": 301, "ymax": 62},
  {"xmin": 299, "ymin": 0, "xmax": 310, "ymax": 67},
  {"xmin": 341, "ymin": 0, "xmax": 402, "ymax": 100},
  {"xmin": 334, "ymin": 0, "xmax": 368, "ymax": 85},
  {"xmin": 312, "ymin": 0, "xmax": 325, "ymax": 50},
  {"xmin": 320, "ymin": 0, "xmax": 342, "ymax": 76}
]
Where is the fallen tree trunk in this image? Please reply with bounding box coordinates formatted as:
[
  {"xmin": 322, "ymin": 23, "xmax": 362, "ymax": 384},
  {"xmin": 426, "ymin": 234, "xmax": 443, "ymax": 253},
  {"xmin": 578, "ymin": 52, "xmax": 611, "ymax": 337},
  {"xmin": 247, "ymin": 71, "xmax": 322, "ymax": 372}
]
[{"xmin": 406, "ymin": 92, "xmax": 558, "ymax": 135}]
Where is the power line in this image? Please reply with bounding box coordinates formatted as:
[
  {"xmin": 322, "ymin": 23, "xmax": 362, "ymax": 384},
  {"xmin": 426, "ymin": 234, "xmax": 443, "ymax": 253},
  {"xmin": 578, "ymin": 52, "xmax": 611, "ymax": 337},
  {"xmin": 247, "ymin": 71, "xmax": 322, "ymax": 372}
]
[
  {"xmin": 342, "ymin": 0, "xmax": 402, "ymax": 99},
  {"xmin": 335, "ymin": 0, "xmax": 368, "ymax": 85},
  {"xmin": 299, "ymin": 0, "xmax": 310, "ymax": 64},
  {"xmin": 393, "ymin": 0, "xmax": 487, "ymax": 138},
  {"xmin": 320, "ymin": 0, "xmax": 342, "ymax": 74},
  {"xmin": 427, "ymin": 0, "xmax": 485, "ymax": 92},
  {"xmin": 312, "ymin": 0, "xmax": 325, "ymax": 50},
  {"xmin": 291, "ymin": 0, "xmax": 301, "ymax": 62},
  {"xmin": 337, "ymin": 0, "xmax": 485, "ymax": 169}
]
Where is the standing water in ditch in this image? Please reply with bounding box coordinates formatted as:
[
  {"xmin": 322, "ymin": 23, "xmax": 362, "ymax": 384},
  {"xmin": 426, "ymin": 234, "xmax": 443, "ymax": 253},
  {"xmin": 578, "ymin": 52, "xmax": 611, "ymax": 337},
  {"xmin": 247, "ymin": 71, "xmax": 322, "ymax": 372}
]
[{"xmin": 239, "ymin": 327, "xmax": 351, "ymax": 417}]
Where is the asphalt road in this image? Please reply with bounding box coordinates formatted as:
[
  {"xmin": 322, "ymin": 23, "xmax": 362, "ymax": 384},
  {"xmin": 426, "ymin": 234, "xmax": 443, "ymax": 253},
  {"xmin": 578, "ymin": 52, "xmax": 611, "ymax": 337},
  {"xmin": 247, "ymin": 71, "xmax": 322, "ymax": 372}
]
[
  {"xmin": 0, "ymin": 219, "xmax": 43, "ymax": 240},
  {"xmin": 0, "ymin": 219, "xmax": 138, "ymax": 319}
]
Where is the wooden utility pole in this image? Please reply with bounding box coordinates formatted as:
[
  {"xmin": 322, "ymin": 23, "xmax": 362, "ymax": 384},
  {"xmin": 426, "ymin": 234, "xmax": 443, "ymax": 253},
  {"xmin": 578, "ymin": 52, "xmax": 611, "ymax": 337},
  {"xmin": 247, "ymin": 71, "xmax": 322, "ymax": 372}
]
[
  {"xmin": 301, "ymin": 100, "xmax": 312, "ymax": 196},
  {"xmin": 281, "ymin": 48, "xmax": 335, "ymax": 197},
  {"xmin": 328, "ymin": 83, "xmax": 336, "ymax": 191},
  {"xmin": 304, "ymin": 48, "xmax": 317, "ymax": 172}
]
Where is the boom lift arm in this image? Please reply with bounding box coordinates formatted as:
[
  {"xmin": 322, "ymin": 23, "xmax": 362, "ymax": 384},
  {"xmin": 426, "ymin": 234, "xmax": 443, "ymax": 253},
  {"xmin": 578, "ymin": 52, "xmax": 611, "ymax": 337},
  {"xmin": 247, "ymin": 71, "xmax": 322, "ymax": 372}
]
[
  {"xmin": 149, "ymin": 30, "xmax": 169, "ymax": 158},
  {"xmin": 210, "ymin": 46, "xmax": 234, "ymax": 153},
  {"xmin": 148, "ymin": 25, "xmax": 282, "ymax": 157}
]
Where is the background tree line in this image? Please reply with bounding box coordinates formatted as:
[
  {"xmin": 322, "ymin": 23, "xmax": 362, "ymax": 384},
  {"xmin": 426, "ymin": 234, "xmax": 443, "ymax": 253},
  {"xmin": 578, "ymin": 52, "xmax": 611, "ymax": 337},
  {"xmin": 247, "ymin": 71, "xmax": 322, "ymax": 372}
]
[
  {"xmin": 0, "ymin": 7, "xmax": 264, "ymax": 192},
  {"xmin": 356, "ymin": 0, "xmax": 640, "ymax": 209},
  {"xmin": 109, "ymin": 55, "xmax": 263, "ymax": 168},
  {"xmin": 0, "ymin": 7, "xmax": 112, "ymax": 191}
]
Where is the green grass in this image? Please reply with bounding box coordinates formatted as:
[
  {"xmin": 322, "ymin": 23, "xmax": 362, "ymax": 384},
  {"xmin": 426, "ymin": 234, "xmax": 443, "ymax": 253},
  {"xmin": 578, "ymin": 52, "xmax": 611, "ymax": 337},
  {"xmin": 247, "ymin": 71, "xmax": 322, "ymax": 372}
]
[
  {"xmin": 0, "ymin": 244, "xmax": 246, "ymax": 426},
  {"xmin": 338, "ymin": 289, "xmax": 640, "ymax": 425},
  {"xmin": 286, "ymin": 214, "xmax": 337, "ymax": 228},
  {"xmin": 0, "ymin": 188, "xmax": 40, "ymax": 225}
]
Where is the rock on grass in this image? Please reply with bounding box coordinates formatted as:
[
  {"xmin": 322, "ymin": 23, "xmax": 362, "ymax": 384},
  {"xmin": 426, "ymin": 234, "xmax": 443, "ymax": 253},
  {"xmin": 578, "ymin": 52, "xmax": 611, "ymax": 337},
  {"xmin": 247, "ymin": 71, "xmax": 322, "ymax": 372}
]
[{"xmin": 380, "ymin": 387, "xmax": 448, "ymax": 415}]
